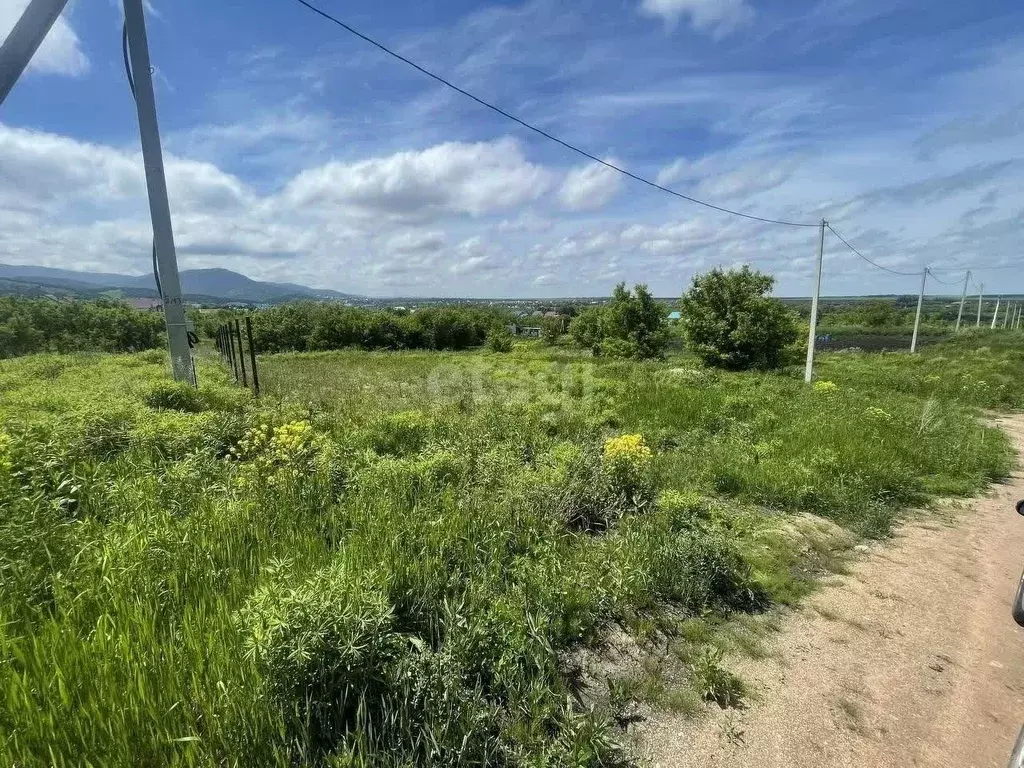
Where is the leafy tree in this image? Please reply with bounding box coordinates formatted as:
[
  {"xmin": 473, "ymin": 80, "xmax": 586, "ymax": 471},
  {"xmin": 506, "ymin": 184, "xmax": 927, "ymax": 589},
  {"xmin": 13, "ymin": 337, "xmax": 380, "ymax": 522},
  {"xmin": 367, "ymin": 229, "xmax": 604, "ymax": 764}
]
[
  {"xmin": 568, "ymin": 285, "xmax": 669, "ymax": 359},
  {"xmin": 603, "ymin": 283, "xmax": 669, "ymax": 359},
  {"xmin": 568, "ymin": 308, "xmax": 605, "ymax": 355},
  {"xmin": 0, "ymin": 297, "xmax": 164, "ymax": 358},
  {"xmin": 680, "ymin": 266, "xmax": 798, "ymax": 370},
  {"xmin": 855, "ymin": 300, "xmax": 907, "ymax": 328}
]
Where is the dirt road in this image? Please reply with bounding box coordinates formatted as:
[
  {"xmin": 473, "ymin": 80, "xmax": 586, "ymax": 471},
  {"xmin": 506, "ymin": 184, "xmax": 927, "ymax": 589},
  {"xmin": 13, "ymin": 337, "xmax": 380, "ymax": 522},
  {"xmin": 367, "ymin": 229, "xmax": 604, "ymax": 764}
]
[{"xmin": 640, "ymin": 415, "xmax": 1024, "ymax": 768}]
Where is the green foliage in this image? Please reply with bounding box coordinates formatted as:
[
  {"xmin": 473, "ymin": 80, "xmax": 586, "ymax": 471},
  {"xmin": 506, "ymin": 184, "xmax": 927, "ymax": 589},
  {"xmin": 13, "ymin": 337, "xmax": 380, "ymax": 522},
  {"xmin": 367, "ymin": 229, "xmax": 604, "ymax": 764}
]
[
  {"xmin": 569, "ymin": 307, "xmax": 605, "ymax": 354},
  {"xmin": 251, "ymin": 303, "xmax": 511, "ymax": 353},
  {"xmin": 680, "ymin": 267, "xmax": 799, "ymax": 370},
  {"xmin": 485, "ymin": 325, "xmax": 515, "ymax": 353},
  {"xmin": 568, "ymin": 284, "xmax": 668, "ymax": 359},
  {"xmin": 0, "ymin": 297, "xmax": 164, "ymax": 358}
]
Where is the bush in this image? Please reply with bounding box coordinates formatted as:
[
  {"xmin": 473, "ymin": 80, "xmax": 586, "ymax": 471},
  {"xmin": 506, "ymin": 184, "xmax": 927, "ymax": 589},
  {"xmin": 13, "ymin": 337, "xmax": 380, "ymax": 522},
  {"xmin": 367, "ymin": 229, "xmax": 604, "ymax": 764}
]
[
  {"xmin": 251, "ymin": 303, "xmax": 510, "ymax": 353},
  {"xmin": 570, "ymin": 284, "xmax": 669, "ymax": 359},
  {"xmin": 680, "ymin": 266, "xmax": 798, "ymax": 370},
  {"xmin": 0, "ymin": 297, "xmax": 164, "ymax": 358},
  {"xmin": 485, "ymin": 326, "xmax": 514, "ymax": 353}
]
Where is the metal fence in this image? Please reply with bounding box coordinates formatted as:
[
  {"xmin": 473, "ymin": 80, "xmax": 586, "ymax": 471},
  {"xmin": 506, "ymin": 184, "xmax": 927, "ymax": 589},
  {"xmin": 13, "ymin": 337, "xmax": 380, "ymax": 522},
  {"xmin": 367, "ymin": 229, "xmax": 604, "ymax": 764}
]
[{"xmin": 214, "ymin": 317, "xmax": 260, "ymax": 397}]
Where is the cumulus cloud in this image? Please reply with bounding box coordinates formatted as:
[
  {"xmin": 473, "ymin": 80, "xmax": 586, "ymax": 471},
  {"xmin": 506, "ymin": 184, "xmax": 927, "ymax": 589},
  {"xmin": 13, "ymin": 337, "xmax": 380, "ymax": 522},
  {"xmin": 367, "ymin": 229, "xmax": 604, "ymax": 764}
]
[
  {"xmin": 0, "ymin": 0, "xmax": 88, "ymax": 76},
  {"xmin": 281, "ymin": 138, "xmax": 551, "ymax": 219},
  {"xmin": 557, "ymin": 161, "xmax": 624, "ymax": 211},
  {"xmin": 638, "ymin": 0, "xmax": 754, "ymax": 37}
]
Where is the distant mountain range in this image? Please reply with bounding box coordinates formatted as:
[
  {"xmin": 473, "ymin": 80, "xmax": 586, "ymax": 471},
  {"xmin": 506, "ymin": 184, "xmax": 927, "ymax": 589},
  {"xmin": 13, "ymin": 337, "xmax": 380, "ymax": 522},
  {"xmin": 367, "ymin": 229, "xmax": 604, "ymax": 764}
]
[{"xmin": 0, "ymin": 264, "xmax": 359, "ymax": 305}]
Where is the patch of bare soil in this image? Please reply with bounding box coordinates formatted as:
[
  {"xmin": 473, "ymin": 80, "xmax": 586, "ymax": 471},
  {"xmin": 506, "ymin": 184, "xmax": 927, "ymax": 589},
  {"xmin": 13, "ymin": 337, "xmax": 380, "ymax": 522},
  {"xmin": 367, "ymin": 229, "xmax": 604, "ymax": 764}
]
[{"xmin": 637, "ymin": 415, "xmax": 1024, "ymax": 768}]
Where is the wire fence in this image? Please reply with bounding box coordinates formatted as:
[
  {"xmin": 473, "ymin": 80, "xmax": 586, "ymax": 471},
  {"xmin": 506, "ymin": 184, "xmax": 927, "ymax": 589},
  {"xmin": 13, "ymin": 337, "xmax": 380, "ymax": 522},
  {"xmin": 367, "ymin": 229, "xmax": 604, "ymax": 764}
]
[{"xmin": 214, "ymin": 317, "xmax": 260, "ymax": 397}]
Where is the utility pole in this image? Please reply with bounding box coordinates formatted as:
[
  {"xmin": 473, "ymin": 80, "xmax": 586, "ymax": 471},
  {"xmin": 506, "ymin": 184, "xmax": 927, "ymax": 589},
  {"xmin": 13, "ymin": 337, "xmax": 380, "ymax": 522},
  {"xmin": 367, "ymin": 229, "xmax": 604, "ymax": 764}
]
[
  {"xmin": 123, "ymin": 0, "xmax": 194, "ymax": 384},
  {"xmin": 0, "ymin": 0, "xmax": 71, "ymax": 106},
  {"xmin": 911, "ymin": 267, "xmax": 927, "ymax": 353},
  {"xmin": 991, "ymin": 297, "xmax": 1001, "ymax": 330},
  {"xmin": 955, "ymin": 270, "xmax": 971, "ymax": 332},
  {"xmin": 1005, "ymin": 303, "xmax": 1013, "ymax": 330},
  {"xmin": 804, "ymin": 219, "xmax": 826, "ymax": 384},
  {"xmin": 977, "ymin": 284, "xmax": 985, "ymax": 328}
]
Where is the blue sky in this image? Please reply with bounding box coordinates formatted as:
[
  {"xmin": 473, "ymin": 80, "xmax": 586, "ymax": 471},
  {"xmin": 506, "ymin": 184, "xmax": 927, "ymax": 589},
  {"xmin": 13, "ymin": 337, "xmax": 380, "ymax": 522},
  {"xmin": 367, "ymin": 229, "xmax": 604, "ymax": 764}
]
[{"xmin": 1, "ymin": 0, "xmax": 1022, "ymax": 297}]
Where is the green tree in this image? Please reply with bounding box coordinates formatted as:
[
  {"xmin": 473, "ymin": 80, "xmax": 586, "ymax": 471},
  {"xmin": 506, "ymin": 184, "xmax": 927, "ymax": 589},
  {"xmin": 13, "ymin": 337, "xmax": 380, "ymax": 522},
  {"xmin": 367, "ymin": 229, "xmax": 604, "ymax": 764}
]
[
  {"xmin": 603, "ymin": 283, "xmax": 669, "ymax": 359},
  {"xmin": 568, "ymin": 308, "xmax": 605, "ymax": 355},
  {"xmin": 680, "ymin": 266, "xmax": 798, "ymax": 370},
  {"xmin": 855, "ymin": 300, "xmax": 906, "ymax": 328}
]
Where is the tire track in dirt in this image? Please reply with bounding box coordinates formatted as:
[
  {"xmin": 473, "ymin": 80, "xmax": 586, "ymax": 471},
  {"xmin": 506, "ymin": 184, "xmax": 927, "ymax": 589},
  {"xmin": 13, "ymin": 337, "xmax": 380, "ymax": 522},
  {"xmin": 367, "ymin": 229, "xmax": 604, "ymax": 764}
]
[{"xmin": 639, "ymin": 415, "xmax": 1024, "ymax": 768}]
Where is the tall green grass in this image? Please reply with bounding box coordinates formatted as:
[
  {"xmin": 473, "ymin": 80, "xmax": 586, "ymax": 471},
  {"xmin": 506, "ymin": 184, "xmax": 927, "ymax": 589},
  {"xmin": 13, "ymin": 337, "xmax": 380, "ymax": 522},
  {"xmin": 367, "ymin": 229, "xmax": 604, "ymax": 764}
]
[{"xmin": 0, "ymin": 335, "xmax": 1016, "ymax": 766}]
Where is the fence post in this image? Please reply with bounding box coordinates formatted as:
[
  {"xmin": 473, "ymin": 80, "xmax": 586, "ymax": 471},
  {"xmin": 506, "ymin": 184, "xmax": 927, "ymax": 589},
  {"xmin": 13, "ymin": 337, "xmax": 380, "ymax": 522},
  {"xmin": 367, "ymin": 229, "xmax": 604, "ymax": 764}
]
[
  {"xmin": 226, "ymin": 322, "xmax": 239, "ymax": 381},
  {"xmin": 245, "ymin": 316, "xmax": 260, "ymax": 397},
  {"xmin": 955, "ymin": 270, "xmax": 970, "ymax": 332},
  {"xmin": 911, "ymin": 267, "xmax": 927, "ymax": 353},
  {"xmin": 234, "ymin": 319, "xmax": 248, "ymax": 388},
  {"xmin": 804, "ymin": 219, "xmax": 826, "ymax": 384},
  {"xmin": 991, "ymin": 297, "xmax": 1001, "ymax": 330}
]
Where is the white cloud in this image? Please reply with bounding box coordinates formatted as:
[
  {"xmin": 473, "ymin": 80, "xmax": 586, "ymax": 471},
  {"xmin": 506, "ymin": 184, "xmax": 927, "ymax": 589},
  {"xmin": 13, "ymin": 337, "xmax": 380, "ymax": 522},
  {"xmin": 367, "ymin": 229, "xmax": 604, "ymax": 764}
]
[
  {"xmin": 557, "ymin": 161, "xmax": 624, "ymax": 211},
  {"xmin": 638, "ymin": 0, "xmax": 754, "ymax": 37},
  {"xmin": 0, "ymin": 0, "xmax": 88, "ymax": 77},
  {"xmin": 281, "ymin": 138, "xmax": 551, "ymax": 218}
]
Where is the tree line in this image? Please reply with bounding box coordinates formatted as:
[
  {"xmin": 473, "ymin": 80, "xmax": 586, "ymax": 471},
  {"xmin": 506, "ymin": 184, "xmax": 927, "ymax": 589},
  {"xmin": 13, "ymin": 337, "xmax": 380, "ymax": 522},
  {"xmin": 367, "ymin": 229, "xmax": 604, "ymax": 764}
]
[
  {"xmin": 0, "ymin": 297, "xmax": 164, "ymax": 358},
  {"xmin": 247, "ymin": 303, "xmax": 513, "ymax": 353}
]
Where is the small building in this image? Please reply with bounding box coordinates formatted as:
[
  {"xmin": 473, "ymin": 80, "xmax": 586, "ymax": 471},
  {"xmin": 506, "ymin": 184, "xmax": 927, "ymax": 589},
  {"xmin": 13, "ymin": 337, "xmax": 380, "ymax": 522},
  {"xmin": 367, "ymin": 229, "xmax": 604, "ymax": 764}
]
[
  {"xmin": 507, "ymin": 324, "xmax": 543, "ymax": 338},
  {"xmin": 667, "ymin": 311, "xmax": 682, "ymax": 322}
]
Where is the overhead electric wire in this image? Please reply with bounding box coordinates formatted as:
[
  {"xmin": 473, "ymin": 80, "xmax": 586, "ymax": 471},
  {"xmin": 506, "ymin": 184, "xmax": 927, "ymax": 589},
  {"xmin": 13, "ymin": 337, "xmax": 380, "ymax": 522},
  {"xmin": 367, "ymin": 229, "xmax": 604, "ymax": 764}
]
[
  {"xmin": 122, "ymin": 21, "xmax": 162, "ymax": 300},
  {"xmin": 925, "ymin": 270, "xmax": 961, "ymax": 287},
  {"xmin": 825, "ymin": 223, "xmax": 920, "ymax": 277},
  {"xmin": 286, "ymin": 0, "xmax": 819, "ymax": 229}
]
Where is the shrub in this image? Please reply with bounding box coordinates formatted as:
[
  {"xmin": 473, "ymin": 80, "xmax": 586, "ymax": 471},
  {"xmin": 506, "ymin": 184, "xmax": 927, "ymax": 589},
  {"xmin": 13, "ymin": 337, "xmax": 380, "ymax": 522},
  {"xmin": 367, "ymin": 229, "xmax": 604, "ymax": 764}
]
[
  {"xmin": 568, "ymin": 308, "xmax": 605, "ymax": 355},
  {"xmin": 0, "ymin": 297, "xmax": 164, "ymax": 358},
  {"xmin": 680, "ymin": 266, "xmax": 798, "ymax": 370},
  {"xmin": 485, "ymin": 326, "xmax": 514, "ymax": 353}
]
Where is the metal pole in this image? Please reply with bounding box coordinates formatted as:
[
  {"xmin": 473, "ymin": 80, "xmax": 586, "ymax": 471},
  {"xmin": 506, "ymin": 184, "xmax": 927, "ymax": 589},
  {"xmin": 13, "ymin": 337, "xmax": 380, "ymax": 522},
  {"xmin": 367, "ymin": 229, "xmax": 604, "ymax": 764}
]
[
  {"xmin": 804, "ymin": 219, "xmax": 826, "ymax": 384},
  {"xmin": 955, "ymin": 271, "xmax": 970, "ymax": 332},
  {"xmin": 234, "ymin": 319, "xmax": 248, "ymax": 388},
  {"xmin": 977, "ymin": 284, "xmax": 984, "ymax": 328},
  {"xmin": 991, "ymin": 297, "xmax": 1001, "ymax": 330},
  {"xmin": 245, "ymin": 316, "xmax": 260, "ymax": 397},
  {"xmin": 0, "ymin": 0, "xmax": 71, "ymax": 106},
  {"xmin": 911, "ymin": 268, "xmax": 927, "ymax": 353},
  {"xmin": 123, "ymin": 0, "xmax": 193, "ymax": 384}
]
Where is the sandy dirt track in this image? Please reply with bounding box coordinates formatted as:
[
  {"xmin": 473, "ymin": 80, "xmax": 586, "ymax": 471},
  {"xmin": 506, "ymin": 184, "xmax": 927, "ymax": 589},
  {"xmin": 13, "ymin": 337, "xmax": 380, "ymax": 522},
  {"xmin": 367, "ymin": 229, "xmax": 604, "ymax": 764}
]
[{"xmin": 640, "ymin": 415, "xmax": 1024, "ymax": 768}]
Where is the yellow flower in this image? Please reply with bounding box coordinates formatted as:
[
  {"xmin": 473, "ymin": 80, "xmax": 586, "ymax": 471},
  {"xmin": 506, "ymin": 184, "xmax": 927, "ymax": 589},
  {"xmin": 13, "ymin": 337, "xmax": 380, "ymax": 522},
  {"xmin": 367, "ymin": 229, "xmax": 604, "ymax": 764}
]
[{"xmin": 813, "ymin": 380, "xmax": 838, "ymax": 395}]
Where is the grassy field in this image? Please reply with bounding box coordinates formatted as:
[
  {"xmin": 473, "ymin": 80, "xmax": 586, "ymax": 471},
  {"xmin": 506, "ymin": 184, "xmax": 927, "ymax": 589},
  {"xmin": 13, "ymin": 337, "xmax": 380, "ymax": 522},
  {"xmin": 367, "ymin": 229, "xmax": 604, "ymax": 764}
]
[{"xmin": 0, "ymin": 333, "xmax": 1019, "ymax": 766}]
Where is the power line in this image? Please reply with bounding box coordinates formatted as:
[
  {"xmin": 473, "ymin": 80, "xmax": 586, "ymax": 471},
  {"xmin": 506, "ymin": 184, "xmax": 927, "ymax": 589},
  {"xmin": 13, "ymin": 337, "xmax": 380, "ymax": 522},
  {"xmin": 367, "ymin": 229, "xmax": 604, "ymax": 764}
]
[
  {"xmin": 826, "ymin": 223, "xmax": 920, "ymax": 277},
  {"xmin": 286, "ymin": 0, "xmax": 819, "ymax": 229},
  {"xmin": 925, "ymin": 269, "xmax": 961, "ymax": 287}
]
